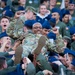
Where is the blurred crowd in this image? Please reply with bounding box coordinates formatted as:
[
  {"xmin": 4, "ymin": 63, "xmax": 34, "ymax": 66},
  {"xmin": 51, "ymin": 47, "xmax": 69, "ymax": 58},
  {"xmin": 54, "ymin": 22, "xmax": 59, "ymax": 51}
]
[{"xmin": 0, "ymin": 0, "xmax": 75, "ymax": 75}]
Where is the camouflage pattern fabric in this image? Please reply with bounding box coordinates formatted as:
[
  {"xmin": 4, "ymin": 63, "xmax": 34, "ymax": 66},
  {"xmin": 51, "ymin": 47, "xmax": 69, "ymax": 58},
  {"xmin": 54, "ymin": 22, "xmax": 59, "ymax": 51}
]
[
  {"xmin": 46, "ymin": 34, "xmax": 65, "ymax": 53},
  {"xmin": 7, "ymin": 18, "xmax": 65, "ymax": 55},
  {"xmin": 22, "ymin": 32, "xmax": 58, "ymax": 57},
  {"xmin": 6, "ymin": 18, "xmax": 24, "ymax": 40},
  {"xmin": 55, "ymin": 35, "xmax": 65, "ymax": 53},
  {"xmin": 22, "ymin": 32, "xmax": 65, "ymax": 57},
  {"xmin": 45, "ymin": 39, "xmax": 56, "ymax": 52},
  {"xmin": 22, "ymin": 33, "xmax": 42, "ymax": 57}
]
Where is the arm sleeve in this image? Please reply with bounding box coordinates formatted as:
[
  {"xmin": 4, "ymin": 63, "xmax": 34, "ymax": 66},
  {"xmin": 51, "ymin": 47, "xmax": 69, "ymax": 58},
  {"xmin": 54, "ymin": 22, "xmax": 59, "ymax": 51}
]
[
  {"xmin": 36, "ymin": 71, "xmax": 44, "ymax": 75},
  {"xmin": 0, "ymin": 66, "xmax": 16, "ymax": 75}
]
